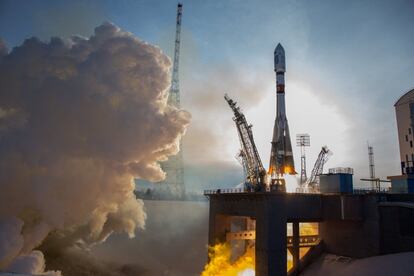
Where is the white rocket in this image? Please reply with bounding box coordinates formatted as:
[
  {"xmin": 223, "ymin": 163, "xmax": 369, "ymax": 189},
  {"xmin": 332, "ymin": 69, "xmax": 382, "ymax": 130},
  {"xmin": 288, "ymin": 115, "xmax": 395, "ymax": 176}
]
[{"xmin": 268, "ymin": 43, "xmax": 296, "ymax": 187}]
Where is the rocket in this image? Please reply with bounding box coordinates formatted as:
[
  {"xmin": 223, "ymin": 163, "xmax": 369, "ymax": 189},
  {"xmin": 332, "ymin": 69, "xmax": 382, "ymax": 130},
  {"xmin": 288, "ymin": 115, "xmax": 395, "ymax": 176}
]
[{"xmin": 268, "ymin": 43, "xmax": 296, "ymax": 187}]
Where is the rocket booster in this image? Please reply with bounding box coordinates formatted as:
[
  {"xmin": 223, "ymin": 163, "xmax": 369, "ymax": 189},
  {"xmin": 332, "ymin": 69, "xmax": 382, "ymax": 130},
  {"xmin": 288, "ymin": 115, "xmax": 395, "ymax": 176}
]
[{"xmin": 269, "ymin": 43, "xmax": 296, "ymax": 181}]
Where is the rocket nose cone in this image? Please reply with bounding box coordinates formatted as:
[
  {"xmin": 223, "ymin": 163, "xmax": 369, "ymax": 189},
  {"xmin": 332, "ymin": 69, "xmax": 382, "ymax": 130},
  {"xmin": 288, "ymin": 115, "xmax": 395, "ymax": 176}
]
[
  {"xmin": 274, "ymin": 43, "xmax": 285, "ymax": 55},
  {"xmin": 274, "ymin": 43, "xmax": 286, "ymax": 72}
]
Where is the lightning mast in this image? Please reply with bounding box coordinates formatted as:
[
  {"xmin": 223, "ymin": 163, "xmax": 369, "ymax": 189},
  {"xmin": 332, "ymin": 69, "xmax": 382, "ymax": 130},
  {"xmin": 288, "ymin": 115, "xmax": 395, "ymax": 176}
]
[
  {"xmin": 162, "ymin": 3, "xmax": 185, "ymax": 197},
  {"xmin": 368, "ymin": 143, "xmax": 375, "ymax": 189},
  {"xmin": 168, "ymin": 2, "xmax": 182, "ymax": 107},
  {"xmin": 360, "ymin": 142, "xmax": 390, "ymax": 191}
]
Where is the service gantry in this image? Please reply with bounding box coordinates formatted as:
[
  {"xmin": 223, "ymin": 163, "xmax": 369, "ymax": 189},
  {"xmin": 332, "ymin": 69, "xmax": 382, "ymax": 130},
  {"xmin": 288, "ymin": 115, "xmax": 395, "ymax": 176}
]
[
  {"xmin": 224, "ymin": 94, "xmax": 267, "ymax": 191},
  {"xmin": 305, "ymin": 146, "xmax": 332, "ymax": 192}
]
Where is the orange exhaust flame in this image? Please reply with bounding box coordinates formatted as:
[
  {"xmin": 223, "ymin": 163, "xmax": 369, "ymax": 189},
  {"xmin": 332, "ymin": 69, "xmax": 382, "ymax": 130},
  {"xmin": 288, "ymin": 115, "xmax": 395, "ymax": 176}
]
[
  {"xmin": 283, "ymin": 166, "xmax": 296, "ymax": 175},
  {"xmin": 267, "ymin": 166, "xmax": 296, "ymax": 177},
  {"xmin": 202, "ymin": 224, "xmax": 319, "ymax": 275},
  {"xmin": 201, "ymin": 243, "xmax": 255, "ymax": 276}
]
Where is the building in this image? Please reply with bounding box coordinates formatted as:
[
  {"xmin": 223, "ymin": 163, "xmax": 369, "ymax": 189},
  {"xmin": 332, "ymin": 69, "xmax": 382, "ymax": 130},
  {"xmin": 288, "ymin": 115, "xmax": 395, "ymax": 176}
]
[
  {"xmin": 394, "ymin": 89, "xmax": 414, "ymax": 174},
  {"xmin": 388, "ymin": 89, "xmax": 414, "ymax": 193}
]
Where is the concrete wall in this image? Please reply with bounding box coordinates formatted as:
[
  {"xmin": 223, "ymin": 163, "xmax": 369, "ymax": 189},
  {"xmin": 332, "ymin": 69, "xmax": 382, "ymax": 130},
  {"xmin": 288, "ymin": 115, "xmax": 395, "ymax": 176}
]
[
  {"xmin": 319, "ymin": 195, "xmax": 380, "ymax": 258},
  {"xmin": 379, "ymin": 205, "xmax": 414, "ymax": 254},
  {"xmin": 321, "ymin": 195, "xmax": 364, "ymax": 220}
]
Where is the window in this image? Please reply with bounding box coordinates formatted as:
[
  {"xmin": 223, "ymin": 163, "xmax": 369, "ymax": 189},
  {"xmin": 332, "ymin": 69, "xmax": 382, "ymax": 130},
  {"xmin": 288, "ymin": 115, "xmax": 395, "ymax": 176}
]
[
  {"xmin": 409, "ymin": 128, "xmax": 412, "ymax": 135},
  {"xmin": 410, "ymin": 141, "xmax": 413, "ymax": 148},
  {"xmin": 406, "ymin": 154, "xmax": 409, "ymax": 163},
  {"xmin": 406, "ymin": 135, "xmax": 409, "ymax": 142}
]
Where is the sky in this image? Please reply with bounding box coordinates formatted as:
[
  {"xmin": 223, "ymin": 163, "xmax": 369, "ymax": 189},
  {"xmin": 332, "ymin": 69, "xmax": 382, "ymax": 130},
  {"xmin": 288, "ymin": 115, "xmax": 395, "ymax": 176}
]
[{"xmin": 1, "ymin": 0, "xmax": 414, "ymax": 191}]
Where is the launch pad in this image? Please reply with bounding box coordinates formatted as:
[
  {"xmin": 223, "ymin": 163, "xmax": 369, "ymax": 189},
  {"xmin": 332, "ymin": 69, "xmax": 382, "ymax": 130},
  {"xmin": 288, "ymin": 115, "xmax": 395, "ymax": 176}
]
[
  {"xmin": 205, "ymin": 190, "xmax": 414, "ymax": 276},
  {"xmin": 205, "ymin": 42, "xmax": 414, "ymax": 276}
]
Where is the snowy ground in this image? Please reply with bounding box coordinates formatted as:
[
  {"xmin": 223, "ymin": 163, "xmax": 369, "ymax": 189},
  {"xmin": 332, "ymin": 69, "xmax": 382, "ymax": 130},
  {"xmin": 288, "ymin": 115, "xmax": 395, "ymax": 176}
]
[{"xmin": 302, "ymin": 252, "xmax": 414, "ymax": 276}]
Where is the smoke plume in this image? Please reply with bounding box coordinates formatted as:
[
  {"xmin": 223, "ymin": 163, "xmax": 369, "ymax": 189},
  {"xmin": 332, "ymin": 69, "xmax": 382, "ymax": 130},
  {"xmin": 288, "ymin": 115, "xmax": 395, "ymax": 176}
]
[{"xmin": 0, "ymin": 22, "xmax": 190, "ymax": 274}]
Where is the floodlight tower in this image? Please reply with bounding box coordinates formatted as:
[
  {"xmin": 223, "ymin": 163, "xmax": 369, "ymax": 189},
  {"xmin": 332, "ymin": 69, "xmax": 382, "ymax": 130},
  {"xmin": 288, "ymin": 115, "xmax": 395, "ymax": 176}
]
[{"xmin": 296, "ymin": 134, "xmax": 310, "ymax": 185}]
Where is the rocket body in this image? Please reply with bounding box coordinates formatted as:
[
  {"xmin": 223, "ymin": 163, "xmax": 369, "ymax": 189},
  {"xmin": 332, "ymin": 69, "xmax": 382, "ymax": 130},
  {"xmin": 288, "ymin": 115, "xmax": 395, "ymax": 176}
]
[{"xmin": 269, "ymin": 43, "xmax": 295, "ymax": 181}]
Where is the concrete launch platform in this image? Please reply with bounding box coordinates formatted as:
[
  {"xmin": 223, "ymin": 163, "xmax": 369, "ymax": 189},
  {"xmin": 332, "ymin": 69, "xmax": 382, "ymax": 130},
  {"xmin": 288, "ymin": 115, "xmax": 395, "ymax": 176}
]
[{"xmin": 205, "ymin": 190, "xmax": 414, "ymax": 276}]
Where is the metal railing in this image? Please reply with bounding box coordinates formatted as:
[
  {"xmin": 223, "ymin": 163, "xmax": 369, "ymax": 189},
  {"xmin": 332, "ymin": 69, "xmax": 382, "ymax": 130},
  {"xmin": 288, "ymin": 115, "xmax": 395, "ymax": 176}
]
[
  {"xmin": 204, "ymin": 188, "xmax": 393, "ymax": 196},
  {"xmin": 353, "ymin": 188, "xmax": 390, "ymax": 194},
  {"xmin": 203, "ymin": 189, "xmax": 323, "ymax": 195},
  {"xmin": 204, "ymin": 188, "xmax": 247, "ymax": 195},
  {"xmin": 204, "ymin": 188, "xmax": 245, "ymax": 195}
]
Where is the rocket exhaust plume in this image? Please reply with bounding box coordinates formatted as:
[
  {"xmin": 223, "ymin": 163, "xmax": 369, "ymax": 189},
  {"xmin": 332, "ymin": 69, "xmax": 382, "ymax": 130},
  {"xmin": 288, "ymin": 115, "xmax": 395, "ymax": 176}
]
[
  {"xmin": 268, "ymin": 43, "xmax": 296, "ymax": 191},
  {"xmin": 0, "ymin": 22, "xmax": 190, "ymax": 274}
]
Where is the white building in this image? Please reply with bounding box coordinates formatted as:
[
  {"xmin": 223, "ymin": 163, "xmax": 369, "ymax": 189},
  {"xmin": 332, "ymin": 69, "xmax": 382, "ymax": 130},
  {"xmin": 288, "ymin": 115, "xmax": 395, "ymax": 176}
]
[{"xmin": 394, "ymin": 88, "xmax": 414, "ymax": 174}]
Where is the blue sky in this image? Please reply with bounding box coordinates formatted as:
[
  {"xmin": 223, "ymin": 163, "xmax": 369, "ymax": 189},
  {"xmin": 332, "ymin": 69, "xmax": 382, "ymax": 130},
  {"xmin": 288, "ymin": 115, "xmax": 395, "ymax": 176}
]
[{"xmin": 1, "ymin": 0, "xmax": 414, "ymax": 191}]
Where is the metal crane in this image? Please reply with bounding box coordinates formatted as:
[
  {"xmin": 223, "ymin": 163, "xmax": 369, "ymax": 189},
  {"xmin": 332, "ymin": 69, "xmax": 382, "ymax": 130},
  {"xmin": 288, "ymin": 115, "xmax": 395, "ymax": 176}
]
[
  {"xmin": 305, "ymin": 146, "xmax": 332, "ymax": 193},
  {"xmin": 224, "ymin": 94, "xmax": 267, "ymax": 191}
]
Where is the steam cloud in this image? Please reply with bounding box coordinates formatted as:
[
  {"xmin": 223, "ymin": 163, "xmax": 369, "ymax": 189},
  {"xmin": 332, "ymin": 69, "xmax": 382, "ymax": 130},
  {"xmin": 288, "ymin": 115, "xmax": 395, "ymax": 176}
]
[{"xmin": 0, "ymin": 22, "xmax": 190, "ymax": 274}]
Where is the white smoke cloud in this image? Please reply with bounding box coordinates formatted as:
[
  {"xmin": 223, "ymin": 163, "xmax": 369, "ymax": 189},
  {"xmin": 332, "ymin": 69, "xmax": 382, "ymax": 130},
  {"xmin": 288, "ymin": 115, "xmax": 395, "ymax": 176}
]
[
  {"xmin": 0, "ymin": 218, "xmax": 24, "ymax": 269},
  {"xmin": 0, "ymin": 22, "xmax": 190, "ymax": 273},
  {"xmin": 7, "ymin": 251, "xmax": 61, "ymax": 276}
]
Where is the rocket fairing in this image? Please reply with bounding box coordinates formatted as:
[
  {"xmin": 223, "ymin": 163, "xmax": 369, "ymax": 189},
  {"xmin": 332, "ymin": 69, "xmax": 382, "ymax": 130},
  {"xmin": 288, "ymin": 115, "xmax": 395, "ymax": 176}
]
[{"xmin": 268, "ymin": 43, "xmax": 296, "ymax": 185}]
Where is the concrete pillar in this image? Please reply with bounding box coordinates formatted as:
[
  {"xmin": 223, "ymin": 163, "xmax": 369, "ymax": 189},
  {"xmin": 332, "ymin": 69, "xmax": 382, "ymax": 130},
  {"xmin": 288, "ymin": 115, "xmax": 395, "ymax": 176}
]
[
  {"xmin": 292, "ymin": 222, "xmax": 300, "ymax": 270},
  {"xmin": 208, "ymin": 212, "xmax": 231, "ymax": 247},
  {"xmin": 255, "ymin": 197, "xmax": 287, "ymax": 276}
]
